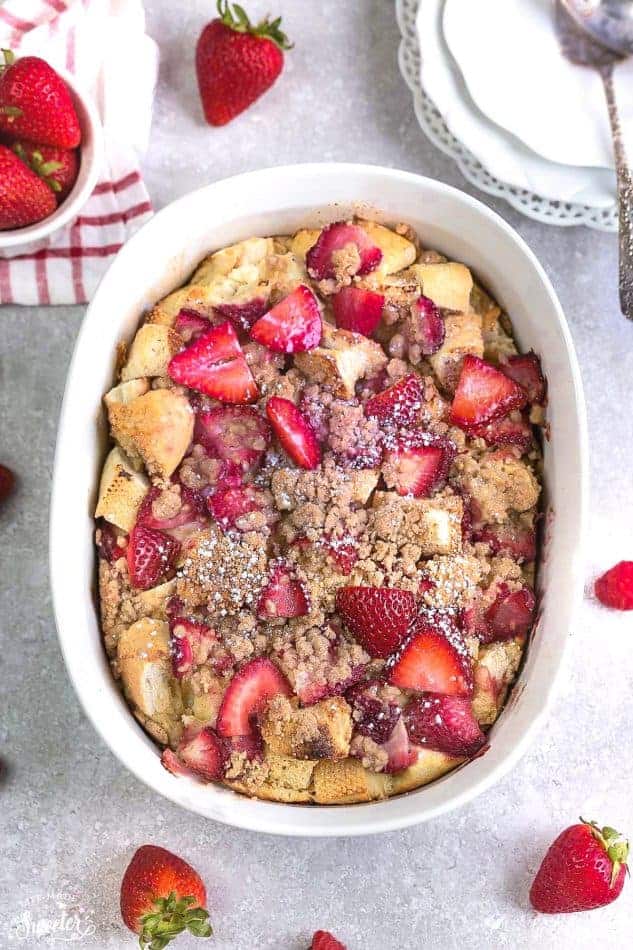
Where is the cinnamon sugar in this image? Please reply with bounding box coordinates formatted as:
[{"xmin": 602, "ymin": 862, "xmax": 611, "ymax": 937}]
[{"xmin": 176, "ymin": 527, "xmax": 268, "ymax": 618}]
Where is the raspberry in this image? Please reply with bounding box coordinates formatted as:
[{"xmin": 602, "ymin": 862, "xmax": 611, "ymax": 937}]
[{"xmin": 594, "ymin": 561, "xmax": 633, "ymax": 610}]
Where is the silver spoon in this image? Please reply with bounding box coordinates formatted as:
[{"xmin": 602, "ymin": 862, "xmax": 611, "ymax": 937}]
[{"xmin": 556, "ymin": 0, "xmax": 633, "ymax": 319}]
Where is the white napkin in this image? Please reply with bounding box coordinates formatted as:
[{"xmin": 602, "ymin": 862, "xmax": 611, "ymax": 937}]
[{"xmin": 0, "ymin": 0, "xmax": 158, "ymax": 305}]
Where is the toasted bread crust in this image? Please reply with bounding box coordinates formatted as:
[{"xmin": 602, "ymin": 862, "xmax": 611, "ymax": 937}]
[
  {"xmin": 121, "ymin": 325, "xmax": 183, "ymax": 381},
  {"xmin": 107, "ymin": 389, "xmax": 194, "ymax": 480},
  {"xmin": 95, "ymin": 446, "xmax": 149, "ymax": 531}
]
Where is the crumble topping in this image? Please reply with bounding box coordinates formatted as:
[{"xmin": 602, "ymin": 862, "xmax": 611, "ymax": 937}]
[
  {"xmin": 96, "ymin": 217, "xmax": 545, "ymax": 805},
  {"xmin": 176, "ymin": 527, "xmax": 269, "ymax": 617}
]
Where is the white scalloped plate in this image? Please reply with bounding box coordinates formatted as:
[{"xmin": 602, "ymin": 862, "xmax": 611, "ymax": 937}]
[
  {"xmin": 396, "ymin": 0, "xmax": 618, "ymax": 231},
  {"xmin": 421, "ymin": 0, "xmax": 615, "ymax": 206},
  {"xmin": 444, "ymin": 0, "xmax": 633, "ymax": 171}
]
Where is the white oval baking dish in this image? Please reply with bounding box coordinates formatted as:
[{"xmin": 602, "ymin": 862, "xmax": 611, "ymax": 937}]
[{"xmin": 50, "ymin": 164, "xmax": 587, "ymax": 836}]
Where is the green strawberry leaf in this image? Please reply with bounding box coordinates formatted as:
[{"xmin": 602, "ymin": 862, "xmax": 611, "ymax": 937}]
[
  {"xmin": 138, "ymin": 891, "xmax": 213, "ymax": 950},
  {"xmin": 216, "ymin": 0, "xmax": 292, "ymax": 49}
]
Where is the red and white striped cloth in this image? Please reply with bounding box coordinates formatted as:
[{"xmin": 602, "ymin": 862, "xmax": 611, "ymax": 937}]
[{"xmin": 0, "ymin": 0, "xmax": 158, "ymax": 305}]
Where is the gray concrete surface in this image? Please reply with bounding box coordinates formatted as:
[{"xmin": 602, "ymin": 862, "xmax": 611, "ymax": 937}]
[{"xmin": 1, "ymin": 1, "xmax": 632, "ymax": 947}]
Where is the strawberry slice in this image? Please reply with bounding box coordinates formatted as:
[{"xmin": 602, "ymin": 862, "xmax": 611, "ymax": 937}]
[
  {"xmin": 473, "ymin": 523, "xmax": 536, "ymax": 562},
  {"xmin": 322, "ymin": 533, "xmax": 359, "ymax": 575},
  {"xmin": 207, "ymin": 483, "xmax": 266, "ymax": 531},
  {"xmin": 381, "ymin": 716, "xmax": 418, "ymax": 773},
  {"xmin": 126, "ymin": 525, "xmax": 180, "ymax": 590},
  {"xmin": 418, "ymin": 576, "xmax": 436, "ymax": 598},
  {"xmin": 257, "ymin": 560, "xmax": 310, "ymax": 618},
  {"xmin": 229, "ymin": 733, "xmax": 264, "ymax": 760},
  {"xmin": 502, "ymin": 351, "xmax": 546, "ymax": 404},
  {"xmin": 595, "ymin": 561, "xmax": 633, "ymax": 611},
  {"xmin": 365, "ymin": 373, "xmax": 424, "ymax": 429},
  {"xmin": 169, "ymin": 617, "xmax": 216, "ymax": 678},
  {"xmin": 174, "ymin": 308, "xmax": 211, "ymax": 342},
  {"xmin": 170, "ymin": 625, "xmax": 194, "ymax": 678},
  {"xmin": 449, "ymin": 355, "xmax": 527, "ymax": 428},
  {"xmin": 136, "ymin": 486, "xmax": 205, "ymax": 533},
  {"xmin": 266, "ymin": 396, "xmax": 321, "ymax": 469},
  {"xmin": 412, "ymin": 295, "xmax": 445, "ymax": 356},
  {"xmin": 460, "ymin": 600, "xmax": 490, "ymax": 640},
  {"xmin": 331, "ymin": 285, "xmax": 384, "ymax": 336},
  {"xmin": 176, "ymin": 726, "xmax": 229, "ymax": 781},
  {"xmin": 250, "ymin": 285, "xmax": 322, "ymax": 353},
  {"xmin": 311, "ymin": 931, "xmax": 347, "ymax": 950},
  {"xmin": 96, "ymin": 520, "xmax": 125, "ymax": 562},
  {"xmin": 306, "ymin": 221, "xmax": 382, "ymax": 280},
  {"xmin": 384, "ymin": 434, "xmax": 456, "ymax": 498},
  {"xmin": 168, "ymin": 321, "xmax": 258, "ymax": 403},
  {"xmin": 161, "ymin": 747, "xmax": 200, "ymax": 779},
  {"xmin": 347, "ymin": 681, "xmax": 402, "ymax": 744},
  {"xmin": 215, "ymin": 297, "xmax": 268, "ymax": 332},
  {"xmin": 296, "ymin": 663, "xmax": 367, "ymax": 707},
  {"xmin": 336, "ymin": 586, "xmax": 416, "ymax": 658},
  {"xmin": 460, "ymin": 492, "xmax": 474, "ymax": 543},
  {"xmin": 216, "ymin": 657, "xmax": 292, "ymax": 738},
  {"xmin": 389, "ymin": 618, "xmax": 473, "ymax": 696},
  {"xmin": 484, "ymin": 584, "xmax": 535, "ymax": 640},
  {"xmin": 404, "ymin": 693, "xmax": 486, "ymax": 757},
  {"xmin": 194, "ymin": 406, "xmax": 271, "ymax": 473},
  {"xmin": 469, "ymin": 412, "xmax": 533, "ymax": 451}
]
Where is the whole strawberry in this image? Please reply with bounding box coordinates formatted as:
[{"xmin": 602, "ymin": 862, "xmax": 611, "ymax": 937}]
[
  {"xmin": 196, "ymin": 0, "xmax": 291, "ymax": 126},
  {"xmin": 12, "ymin": 141, "xmax": 79, "ymax": 203},
  {"xmin": 120, "ymin": 844, "xmax": 212, "ymax": 948},
  {"xmin": 0, "ymin": 145, "xmax": 56, "ymax": 230},
  {"xmin": 0, "ymin": 464, "xmax": 15, "ymax": 503},
  {"xmin": 0, "ymin": 51, "xmax": 81, "ymax": 148},
  {"xmin": 530, "ymin": 818, "xmax": 629, "ymax": 914},
  {"xmin": 311, "ymin": 932, "xmax": 347, "ymax": 950}
]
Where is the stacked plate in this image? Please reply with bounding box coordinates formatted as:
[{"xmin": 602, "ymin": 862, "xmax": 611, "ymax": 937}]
[{"xmin": 397, "ymin": 0, "xmax": 633, "ymax": 231}]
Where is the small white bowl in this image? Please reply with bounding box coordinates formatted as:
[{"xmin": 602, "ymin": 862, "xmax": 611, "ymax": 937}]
[
  {"xmin": 50, "ymin": 164, "xmax": 588, "ymax": 836},
  {"xmin": 0, "ymin": 65, "xmax": 103, "ymax": 251}
]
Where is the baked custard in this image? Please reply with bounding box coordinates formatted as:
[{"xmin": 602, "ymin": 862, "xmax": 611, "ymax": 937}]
[{"xmin": 95, "ymin": 219, "xmax": 545, "ymax": 804}]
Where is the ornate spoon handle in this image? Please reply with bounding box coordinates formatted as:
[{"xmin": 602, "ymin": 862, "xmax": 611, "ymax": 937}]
[{"xmin": 601, "ymin": 63, "xmax": 633, "ymax": 319}]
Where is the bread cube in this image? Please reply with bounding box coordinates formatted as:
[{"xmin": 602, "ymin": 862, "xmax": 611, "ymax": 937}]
[
  {"xmin": 357, "ymin": 220, "xmax": 416, "ymax": 275},
  {"xmin": 136, "ymin": 578, "xmax": 177, "ymax": 619},
  {"xmin": 104, "ymin": 378, "xmax": 150, "ymax": 408},
  {"xmin": 191, "ymin": 236, "xmax": 274, "ymax": 285},
  {"xmin": 348, "ymin": 468, "xmax": 380, "ymax": 505},
  {"xmin": 107, "ymin": 389, "xmax": 194, "ymax": 480},
  {"xmin": 261, "ymin": 695, "xmax": 352, "ymax": 760},
  {"xmin": 226, "ymin": 753, "xmax": 316, "ymax": 803},
  {"xmin": 312, "ymin": 757, "xmax": 389, "ymax": 804},
  {"xmin": 429, "ymin": 309, "xmax": 484, "ymax": 392},
  {"xmin": 120, "ymin": 325, "xmax": 183, "ymax": 381},
  {"xmin": 294, "ymin": 324, "xmax": 387, "ymax": 398},
  {"xmin": 470, "ymin": 282, "xmax": 501, "ymax": 333},
  {"xmin": 290, "ymin": 229, "xmax": 321, "ymax": 260},
  {"xmin": 408, "ymin": 262, "xmax": 473, "ymax": 312},
  {"xmin": 117, "ymin": 618, "xmax": 183, "ymax": 744},
  {"xmin": 95, "ymin": 446, "xmax": 149, "ymax": 531},
  {"xmin": 389, "ymin": 748, "xmax": 463, "ymax": 793},
  {"xmin": 147, "ymin": 285, "xmax": 213, "ymax": 327},
  {"xmin": 472, "ymin": 639, "xmax": 523, "ymax": 726}
]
